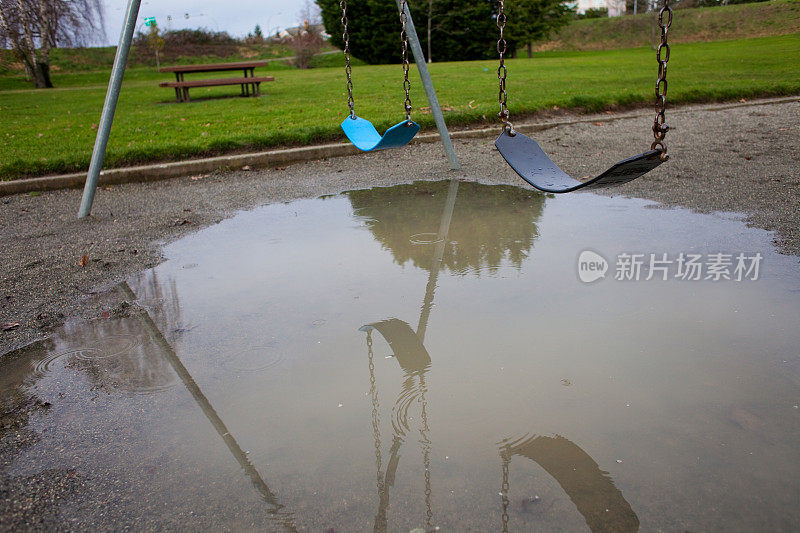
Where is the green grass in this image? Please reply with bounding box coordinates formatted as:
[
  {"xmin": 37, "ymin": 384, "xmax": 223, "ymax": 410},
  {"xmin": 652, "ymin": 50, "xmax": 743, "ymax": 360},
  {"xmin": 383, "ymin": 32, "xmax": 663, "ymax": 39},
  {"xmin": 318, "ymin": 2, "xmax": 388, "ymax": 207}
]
[
  {"xmin": 541, "ymin": 0, "xmax": 800, "ymax": 51},
  {"xmin": 1, "ymin": 34, "xmax": 799, "ymax": 180}
]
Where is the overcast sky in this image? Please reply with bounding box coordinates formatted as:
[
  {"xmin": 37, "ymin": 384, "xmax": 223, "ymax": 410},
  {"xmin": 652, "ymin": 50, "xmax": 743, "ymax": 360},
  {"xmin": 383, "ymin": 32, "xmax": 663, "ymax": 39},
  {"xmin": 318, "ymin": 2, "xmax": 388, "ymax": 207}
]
[{"xmin": 101, "ymin": 0, "xmax": 310, "ymax": 46}]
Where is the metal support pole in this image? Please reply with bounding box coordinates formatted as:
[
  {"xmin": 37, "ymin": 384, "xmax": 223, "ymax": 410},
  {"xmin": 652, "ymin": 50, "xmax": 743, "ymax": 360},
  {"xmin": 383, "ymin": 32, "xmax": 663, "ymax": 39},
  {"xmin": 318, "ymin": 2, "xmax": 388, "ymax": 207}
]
[
  {"xmin": 395, "ymin": 0, "xmax": 460, "ymax": 170},
  {"xmin": 78, "ymin": 0, "xmax": 142, "ymax": 218}
]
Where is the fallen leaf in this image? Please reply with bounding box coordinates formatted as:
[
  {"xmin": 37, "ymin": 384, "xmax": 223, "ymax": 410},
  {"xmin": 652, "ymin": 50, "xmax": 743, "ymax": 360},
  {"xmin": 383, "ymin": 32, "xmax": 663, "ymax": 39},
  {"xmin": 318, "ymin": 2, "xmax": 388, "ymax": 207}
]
[
  {"xmin": 592, "ymin": 122, "xmax": 603, "ymax": 126},
  {"xmin": 241, "ymin": 165, "xmax": 252, "ymax": 171},
  {"xmin": 79, "ymin": 254, "xmax": 88, "ymax": 267},
  {"xmin": 172, "ymin": 219, "xmax": 191, "ymax": 226},
  {"xmin": 2, "ymin": 322, "xmax": 20, "ymax": 331}
]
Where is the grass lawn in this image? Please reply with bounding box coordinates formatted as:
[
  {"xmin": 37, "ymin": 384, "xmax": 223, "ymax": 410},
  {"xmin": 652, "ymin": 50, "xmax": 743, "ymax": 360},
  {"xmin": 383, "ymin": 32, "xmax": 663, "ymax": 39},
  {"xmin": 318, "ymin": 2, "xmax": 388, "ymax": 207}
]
[{"xmin": 1, "ymin": 33, "xmax": 799, "ymax": 180}]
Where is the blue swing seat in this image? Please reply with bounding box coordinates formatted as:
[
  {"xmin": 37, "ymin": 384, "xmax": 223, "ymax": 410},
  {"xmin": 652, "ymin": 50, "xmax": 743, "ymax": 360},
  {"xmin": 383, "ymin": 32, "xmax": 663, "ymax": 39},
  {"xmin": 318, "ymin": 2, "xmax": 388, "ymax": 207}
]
[{"xmin": 341, "ymin": 116, "xmax": 420, "ymax": 152}]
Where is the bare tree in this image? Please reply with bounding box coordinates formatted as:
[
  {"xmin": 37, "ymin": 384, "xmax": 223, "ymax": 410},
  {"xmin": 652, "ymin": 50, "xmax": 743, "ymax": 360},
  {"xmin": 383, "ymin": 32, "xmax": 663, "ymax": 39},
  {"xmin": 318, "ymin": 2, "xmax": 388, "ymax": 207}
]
[
  {"xmin": 298, "ymin": 0, "xmax": 322, "ymax": 27},
  {"xmin": 291, "ymin": 0, "xmax": 323, "ymax": 69},
  {"xmin": 0, "ymin": 0, "xmax": 105, "ymax": 88}
]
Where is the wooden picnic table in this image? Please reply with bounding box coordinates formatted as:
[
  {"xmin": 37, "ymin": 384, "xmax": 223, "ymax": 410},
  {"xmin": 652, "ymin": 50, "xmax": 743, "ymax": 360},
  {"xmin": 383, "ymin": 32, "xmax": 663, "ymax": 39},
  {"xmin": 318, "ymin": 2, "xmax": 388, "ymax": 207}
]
[{"xmin": 158, "ymin": 60, "xmax": 274, "ymax": 102}]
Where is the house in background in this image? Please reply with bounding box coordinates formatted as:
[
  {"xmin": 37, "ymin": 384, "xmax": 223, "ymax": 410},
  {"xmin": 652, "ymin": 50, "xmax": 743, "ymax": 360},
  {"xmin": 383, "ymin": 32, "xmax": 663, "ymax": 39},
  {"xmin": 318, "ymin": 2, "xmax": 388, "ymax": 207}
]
[{"xmin": 573, "ymin": 0, "xmax": 627, "ymax": 16}]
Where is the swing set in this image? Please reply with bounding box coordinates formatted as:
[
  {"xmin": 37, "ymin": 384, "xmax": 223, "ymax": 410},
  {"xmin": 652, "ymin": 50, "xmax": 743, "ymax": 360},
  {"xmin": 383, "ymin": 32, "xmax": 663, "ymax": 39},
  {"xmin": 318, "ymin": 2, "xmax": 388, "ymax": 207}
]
[
  {"xmin": 77, "ymin": 0, "xmax": 673, "ymax": 217},
  {"xmin": 337, "ymin": 0, "xmax": 674, "ymax": 193}
]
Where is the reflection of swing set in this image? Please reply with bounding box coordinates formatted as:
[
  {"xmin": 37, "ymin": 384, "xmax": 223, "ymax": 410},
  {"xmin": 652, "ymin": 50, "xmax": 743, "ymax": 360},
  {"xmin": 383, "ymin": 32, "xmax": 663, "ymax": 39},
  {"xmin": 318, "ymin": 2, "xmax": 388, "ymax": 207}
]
[
  {"xmin": 498, "ymin": 435, "xmax": 639, "ymax": 532},
  {"xmin": 118, "ymin": 282, "xmax": 298, "ymax": 532},
  {"xmin": 357, "ymin": 178, "xmax": 457, "ymax": 531},
  {"xmin": 359, "ymin": 181, "xmax": 639, "ymax": 531}
]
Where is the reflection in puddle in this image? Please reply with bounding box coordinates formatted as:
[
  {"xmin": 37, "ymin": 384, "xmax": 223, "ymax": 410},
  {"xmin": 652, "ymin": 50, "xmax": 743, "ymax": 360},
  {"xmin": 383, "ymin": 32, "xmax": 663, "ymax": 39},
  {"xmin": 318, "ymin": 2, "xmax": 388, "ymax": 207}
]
[
  {"xmin": 498, "ymin": 434, "xmax": 638, "ymax": 532},
  {"xmin": 2, "ymin": 180, "xmax": 799, "ymax": 531}
]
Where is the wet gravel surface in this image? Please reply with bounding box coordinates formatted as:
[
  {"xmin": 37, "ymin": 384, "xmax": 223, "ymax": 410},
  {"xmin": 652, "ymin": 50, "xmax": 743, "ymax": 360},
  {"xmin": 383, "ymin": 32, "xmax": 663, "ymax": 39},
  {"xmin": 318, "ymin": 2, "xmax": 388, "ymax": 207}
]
[
  {"xmin": 1, "ymin": 97, "xmax": 798, "ymax": 357},
  {"xmin": 0, "ymin": 96, "xmax": 798, "ymax": 530}
]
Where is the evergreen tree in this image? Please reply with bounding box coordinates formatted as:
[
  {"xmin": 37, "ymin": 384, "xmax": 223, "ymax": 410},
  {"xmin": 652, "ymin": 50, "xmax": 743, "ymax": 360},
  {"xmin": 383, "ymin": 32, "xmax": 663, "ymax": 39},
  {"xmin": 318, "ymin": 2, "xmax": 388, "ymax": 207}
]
[
  {"xmin": 317, "ymin": 0, "xmax": 505, "ymax": 64},
  {"xmin": 411, "ymin": 0, "xmax": 500, "ymax": 63},
  {"xmin": 505, "ymin": 0, "xmax": 574, "ymax": 58},
  {"xmin": 317, "ymin": 0, "xmax": 403, "ymax": 64}
]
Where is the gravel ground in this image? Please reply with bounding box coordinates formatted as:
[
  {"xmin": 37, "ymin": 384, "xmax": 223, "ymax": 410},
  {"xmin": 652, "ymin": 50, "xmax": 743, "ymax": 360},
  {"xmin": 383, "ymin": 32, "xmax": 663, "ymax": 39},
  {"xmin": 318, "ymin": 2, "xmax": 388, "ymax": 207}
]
[{"xmin": 1, "ymin": 97, "xmax": 798, "ymax": 357}]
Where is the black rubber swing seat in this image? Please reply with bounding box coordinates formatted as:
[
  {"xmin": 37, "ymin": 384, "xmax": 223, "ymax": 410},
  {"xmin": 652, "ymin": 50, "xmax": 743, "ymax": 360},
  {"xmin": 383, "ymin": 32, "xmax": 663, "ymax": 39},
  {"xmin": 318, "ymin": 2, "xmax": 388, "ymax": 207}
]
[{"xmin": 495, "ymin": 130, "xmax": 666, "ymax": 193}]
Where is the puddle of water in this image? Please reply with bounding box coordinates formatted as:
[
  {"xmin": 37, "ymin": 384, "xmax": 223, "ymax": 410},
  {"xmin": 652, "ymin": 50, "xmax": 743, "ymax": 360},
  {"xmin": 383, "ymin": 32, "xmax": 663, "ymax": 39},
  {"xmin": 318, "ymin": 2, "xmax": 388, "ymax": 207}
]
[{"xmin": 2, "ymin": 180, "xmax": 799, "ymax": 531}]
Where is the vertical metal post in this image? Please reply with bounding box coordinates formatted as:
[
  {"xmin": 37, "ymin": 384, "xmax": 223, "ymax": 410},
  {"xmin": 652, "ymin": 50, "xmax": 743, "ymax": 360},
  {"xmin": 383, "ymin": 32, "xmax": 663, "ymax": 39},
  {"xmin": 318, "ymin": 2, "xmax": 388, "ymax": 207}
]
[
  {"xmin": 395, "ymin": 0, "xmax": 460, "ymax": 170},
  {"xmin": 78, "ymin": 0, "xmax": 142, "ymax": 218}
]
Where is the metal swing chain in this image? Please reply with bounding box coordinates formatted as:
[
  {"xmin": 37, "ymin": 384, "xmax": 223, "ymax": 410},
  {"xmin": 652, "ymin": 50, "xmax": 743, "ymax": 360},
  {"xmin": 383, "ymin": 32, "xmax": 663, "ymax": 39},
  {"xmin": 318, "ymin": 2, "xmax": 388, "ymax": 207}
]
[
  {"xmin": 367, "ymin": 332, "xmax": 385, "ymax": 494},
  {"xmin": 339, "ymin": 0, "xmax": 355, "ymax": 118},
  {"xmin": 399, "ymin": 0, "xmax": 413, "ymax": 124},
  {"xmin": 500, "ymin": 451, "xmax": 510, "ymax": 533},
  {"xmin": 652, "ymin": 0, "xmax": 673, "ymax": 161},
  {"xmin": 496, "ymin": 0, "xmax": 514, "ymax": 134},
  {"xmin": 418, "ymin": 374, "xmax": 434, "ymax": 530}
]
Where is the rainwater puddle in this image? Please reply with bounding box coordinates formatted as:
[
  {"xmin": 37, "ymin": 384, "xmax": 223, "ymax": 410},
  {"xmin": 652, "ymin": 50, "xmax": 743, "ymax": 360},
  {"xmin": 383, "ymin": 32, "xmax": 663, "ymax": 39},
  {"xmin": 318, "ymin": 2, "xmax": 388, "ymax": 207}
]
[{"xmin": 2, "ymin": 180, "xmax": 799, "ymax": 531}]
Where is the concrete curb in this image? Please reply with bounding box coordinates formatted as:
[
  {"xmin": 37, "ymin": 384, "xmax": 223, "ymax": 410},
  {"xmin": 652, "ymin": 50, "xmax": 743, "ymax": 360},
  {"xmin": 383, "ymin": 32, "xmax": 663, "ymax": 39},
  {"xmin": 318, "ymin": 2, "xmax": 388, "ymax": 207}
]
[{"xmin": 1, "ymin": 95, "xmax": 797, "ymax": 197}]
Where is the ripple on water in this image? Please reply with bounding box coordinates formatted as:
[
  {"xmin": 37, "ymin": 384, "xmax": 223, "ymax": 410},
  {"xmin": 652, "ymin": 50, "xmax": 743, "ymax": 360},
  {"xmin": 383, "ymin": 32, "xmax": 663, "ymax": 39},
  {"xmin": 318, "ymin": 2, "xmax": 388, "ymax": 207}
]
[
  {"xmin": 82, "ymin": 334, "xmax": 143, "ymax": 360},
  {"xmin": 497, "ymin": 432, "xmax": 539, "ymax": 451},
  {"xmin": 391, "ymin": 380, "xmax": 426, "ymax": 437},
  {"xmin": 114, "ymin": 378, "xmax": 177, "ymax": 396},
  {"xmin": 33, "ymin": 335, "xmax": 178, "ymax": 395},
  {"xmin": 409, "ymin": 233, "xmax": 444, "ymax": 245},
  {"xmin": 219, "ymin": 346, "xmax": 286, "ymax": 374},
  {"xmin": 455, "ymin": 264, "xmax": 516, "ymax": 278},
  {"xmin": 32, "ymin": 334, "xmax": 143, "ymax": 375},
  {"xmin": 32, "ymin": 348, "xmax": 102, "ymax": 374}
]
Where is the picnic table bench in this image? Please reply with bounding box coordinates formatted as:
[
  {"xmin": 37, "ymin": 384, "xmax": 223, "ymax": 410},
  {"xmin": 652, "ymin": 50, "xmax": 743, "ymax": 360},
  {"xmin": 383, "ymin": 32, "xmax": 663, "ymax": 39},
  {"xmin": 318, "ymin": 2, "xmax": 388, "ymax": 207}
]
[{"xmin": 159, "ymin": 60, "xmax": 275, "ymax": 103}]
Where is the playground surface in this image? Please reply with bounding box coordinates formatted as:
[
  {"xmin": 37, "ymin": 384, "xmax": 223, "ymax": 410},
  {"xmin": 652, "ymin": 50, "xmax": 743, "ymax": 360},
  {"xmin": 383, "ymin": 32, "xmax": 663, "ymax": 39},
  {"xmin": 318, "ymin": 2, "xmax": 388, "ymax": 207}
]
[
  {"xmin": 0, "ymin": 97, "xmax": 799, "ymax": 530},
  {"xmin": 1, "ymin": 97, "xmax": 798, "ymax": 356}
]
